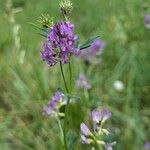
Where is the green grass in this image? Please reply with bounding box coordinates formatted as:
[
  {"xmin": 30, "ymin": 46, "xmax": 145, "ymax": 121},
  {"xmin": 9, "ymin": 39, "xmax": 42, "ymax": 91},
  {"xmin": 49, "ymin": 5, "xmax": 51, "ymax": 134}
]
[{"xmin": 0, "ymin": 0, "xmax": 150, "ymax": 149}]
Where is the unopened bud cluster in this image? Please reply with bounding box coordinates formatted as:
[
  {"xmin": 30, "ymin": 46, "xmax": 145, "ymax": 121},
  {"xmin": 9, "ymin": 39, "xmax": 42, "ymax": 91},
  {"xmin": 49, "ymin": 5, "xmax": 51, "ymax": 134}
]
[
  {"xmin": 60, "ymin": 0, "xmax": 73, "ymax": 18},
  {"xmin": 38, "ymin": 14, "xmax": 54, "ymax": 28}
]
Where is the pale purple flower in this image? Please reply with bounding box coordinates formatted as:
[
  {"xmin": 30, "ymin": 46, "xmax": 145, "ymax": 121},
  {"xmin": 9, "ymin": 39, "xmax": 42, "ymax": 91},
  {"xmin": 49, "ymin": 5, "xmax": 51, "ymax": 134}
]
[
  {"xmin": 144, "ymin": 14, "xmax": 150, "ymax": 29},
  {"xmin": 80, "ymin": 123, "xmax": 90, "ymax": 136},
  {"xmin": 43, "ymin": 105, "xmax": 53, "ymax": 115},
  {"xmin": 91, "ymin": 109, "xmax": 111, "ymax": 123},
  {"xmin": 43, "ymin": 91, "xmax": 65, "ymax": 116},
  {"xmin": 77, "ymin": 39, "xmax": 106, "ymax": 64},
  {"xmin": 76, "ymin": 73, "xmax": 91, "ymax": 89},
  {"xmin": 105, "ymin": 142, "xmax": 116, "ymax": 150},
  {"xmin": 91, "ymin": 110, "xmax": 102, "ymax": 132},
  {"xmin": 91, "ymin": 109, "xmax": 111, "ymax": 131},
  {"xmin": 105, "ymin": 143, "xmax": 113, "ymax": 150},
  {"xmin": 81, "ymin": 135, "xmax": 89, "ymax": 144},
  {"xmin": 41, "ymin": 21, "xmax": 78, "ymax": 67},
  {"xmin": 144, "ymin": 142, "xmax": 150, "ymax": 150}
]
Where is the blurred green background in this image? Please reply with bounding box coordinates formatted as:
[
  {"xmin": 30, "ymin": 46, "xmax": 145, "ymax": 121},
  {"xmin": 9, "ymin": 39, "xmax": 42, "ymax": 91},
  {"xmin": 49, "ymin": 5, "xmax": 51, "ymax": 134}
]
[{"xmin": 0, "ymin": 0, "xmax": 150, "ymax": 149}]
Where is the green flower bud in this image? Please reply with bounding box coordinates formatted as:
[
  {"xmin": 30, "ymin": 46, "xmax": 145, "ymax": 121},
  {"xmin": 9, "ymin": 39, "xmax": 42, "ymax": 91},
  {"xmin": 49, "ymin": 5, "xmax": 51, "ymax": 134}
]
[
  {"xmin": 38, "ymin": 14, "xmax": 54, "ymax": 28},
  {"xmin": 60, "ymin": 0, "xmax": 73, "ymax": 18}
]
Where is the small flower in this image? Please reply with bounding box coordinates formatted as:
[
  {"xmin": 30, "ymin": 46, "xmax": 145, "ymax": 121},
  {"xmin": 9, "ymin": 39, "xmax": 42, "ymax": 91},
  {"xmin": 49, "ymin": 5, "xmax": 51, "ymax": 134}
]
[
  {"xmin": 144, "ymin": 14, "xmax": 150, "ymax": 29},
  {"xmin": 91, "ymin": 110, "xmax": 102, "ymax": 123},
  {"xmin": 113, "ymin": 80, "xmax": 124, "ymax": 92},
  {"xmin": 144, "ymin": 142, "xmax": 150, "ymax": 150},
  {"xmin": 76, "ymin": 73, "xmax": 91, "ymax": 89},
  {"xmin": 105, "ymin": 142, "xmax": 116, "ymax": 150},
  {"xmin": 41, "ymin": 21, "xmax": 78, "ymax": 67},
  {"xmin": 80, "ymin": 123, "xmax": 91, "ymax": 136},
  {"xmin": 91, "ymin": 109, "xmax": 111, "ymax": 123},
  {"xmin": 77, "ymin": 39, "xmax": 106, "ymax": 64},
  {"xmin": 91, "ymin": 109, "xmax": 111, "ymax": 132},
  {"xmin": 105, "ymin": 144, "xmax": 113, "ymax": 150},
  {"xmin": 81, "ymin": 135, "xmax": 89, "ymax": 144},
  {"xmin": 43, "ymin": 91, "xmax": 66, "ymax": 116},
  {"xmin": 101, "ymin": 109, "xmax": 112, "ymax": 121},
  {"xmin": 40, "ymin": 42, "xmax": 57, "ymax": 67},
  {"xmin": 91, "ymin": 110, "xmax": 102, "ymax": 132}
]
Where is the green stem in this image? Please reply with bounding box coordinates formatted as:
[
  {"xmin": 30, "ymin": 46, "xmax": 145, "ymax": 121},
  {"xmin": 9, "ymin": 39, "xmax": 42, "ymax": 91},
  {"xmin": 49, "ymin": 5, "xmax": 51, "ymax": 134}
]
[
  {"xmin": 60, "ymin": 62, "xmax": 69, "ymax": 93},
  {"xmin": 69, "ymin": 61, "xmax": 72, "ymax": 92},
  {"xmin": 63, "ymin": 62, "xmax": 73, "ymax": 150},
  {"xmin": 59, "ymin": 62, "xmax": 68, "ymax": 150},
  {"xmin": 59, "ymin": 60, "xmax": 73, "ymax": 150},
  {"xmin": 84, "ymin": 88, "xmax": 89, "ymax": 101},
  {"xmin": 63, "ymin": 97, "xmax": 70, "ymax": 150},
  {"xmin": 56, "ymin": 117, "xmax": 64, "ymax": 145}
]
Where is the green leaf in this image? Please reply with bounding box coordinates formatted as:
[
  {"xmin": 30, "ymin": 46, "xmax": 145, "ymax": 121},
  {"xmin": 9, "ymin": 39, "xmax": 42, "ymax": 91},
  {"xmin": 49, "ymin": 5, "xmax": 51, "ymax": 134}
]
[
  {"xmin": 38, "ymin": 32, "xmax": 47, "ymax": 38},
  {"xmin": 66, "ymin": 94, "xmax": 81, "ymax": 100},
  {"xmin": 79, "ymin": 35, "xmax": 100, "ymax": 50},
  {"xmin": 28, "ymin": 22, "xmax": 49, "ymax": 33}
]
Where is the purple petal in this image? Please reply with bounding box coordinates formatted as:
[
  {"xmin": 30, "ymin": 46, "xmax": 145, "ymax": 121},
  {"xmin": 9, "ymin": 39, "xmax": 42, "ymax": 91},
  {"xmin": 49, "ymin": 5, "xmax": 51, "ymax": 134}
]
[
  {"xmin": 91, "ymin": 110, "xmax": 102, "ymax": 123},
  {"xmin": 144, "ymin": 14, "xmax": 150, "ymax": 29},
  {"xmin": 101, "ymin": 109, "xmax": 112, "ymax": 121},
  {"xmin": 81, "ymin": 135, "xmax": 89, "ymax": 144},
  {"xmin": 43, "ymin": 91, "xmax": 64, "ymax": 116},
  {"xmin": 144, "ymin": 142, "xmax": 150, "ymax": 150},
  {"xmin": 43, "ymin": 105, "xmax": 53, "ymax": 116},
  {"xmin": 76, "ymin": 73, "xmax": 91, "ymax": 89},
  {"xmin": 80, "ymin": 123, "xmax": 90, "ymax": 136},
  {"xmin": 77, "ymin": 39, "xmax": 106, "ymax": 63},
  {"xmin": 105, "ymin": 144, "xmax": 113, "ymax": 150}
]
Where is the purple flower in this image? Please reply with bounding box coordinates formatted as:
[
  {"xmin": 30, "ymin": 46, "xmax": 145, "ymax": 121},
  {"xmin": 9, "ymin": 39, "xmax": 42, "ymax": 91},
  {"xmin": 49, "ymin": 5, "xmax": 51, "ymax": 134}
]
[
  {"xmin": 101, "ymin": 109, "xmax": 112, "ymax": 121},
  {"xmin": 76, "ymin": 73, "xmax": 91, "ymax": 89},
  {"xmin": 91, "ymin": 110, "xmax": 102, "ymax": 123},
  {"xmin": 80, "ymin": 123, "xmax": 90, "ymax": 136},
  {"xmin": 41, "ymin": 21, "xmax": 78, "ymax": 67},
  {"xmin": 144, "ymin": 142, "xmax": 150, "ymax": 150},
  {"xmin": 77, "ymin": 39, "xmax": 106, "ymax": 64},
  {"xmin": 144, "ymin": 14, "xmax": 150, "ymax": 29},
  {"xmin": 40, "ymin": 42, "xmax": 57, "ymax": 67},
  {"xmin": 43, "ymin": 91, "xmax": 65, "ymax": 116}
]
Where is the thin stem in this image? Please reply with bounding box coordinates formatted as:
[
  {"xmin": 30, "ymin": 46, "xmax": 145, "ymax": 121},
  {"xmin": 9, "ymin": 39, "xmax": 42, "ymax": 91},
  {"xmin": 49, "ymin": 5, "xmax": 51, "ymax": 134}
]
[
  {"xmin": 63, "ymin": 97, "xmax": 70, "ymax": 150},
  {"xmin": 60, "ymin": 62, "xmax": 69, "ymax": 93},
  {"xmin": 69, "ymin": 61, "xmax": 72, "ymax": 93},
  {"xmin": 84, "ymin": 88, "xmax": 89, "ymax": 101},
  {"xmin": 56, "ymin": 117, "xmax": 64, "ymax": 146},
  {"xmin": 63, "ymin": 61, "xmax": 72, "ymax": 147},
  {"xmin": 59, "ymin": 61, "xmax": 68, "ymax": 150},
  {"xmin": 59, "ymin": 60, "xmax": 73, "ymax": 150}
]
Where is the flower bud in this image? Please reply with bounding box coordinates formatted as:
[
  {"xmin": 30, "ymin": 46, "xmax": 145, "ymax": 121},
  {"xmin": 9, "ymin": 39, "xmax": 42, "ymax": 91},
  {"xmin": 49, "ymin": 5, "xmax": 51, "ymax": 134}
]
[
  {"xmin": 38, "ymin": 14, "xmax": 53, "ymax": 28},
  {"xmin": 60, "ymin": 0, "xmax": 73, "ymax": 18}
]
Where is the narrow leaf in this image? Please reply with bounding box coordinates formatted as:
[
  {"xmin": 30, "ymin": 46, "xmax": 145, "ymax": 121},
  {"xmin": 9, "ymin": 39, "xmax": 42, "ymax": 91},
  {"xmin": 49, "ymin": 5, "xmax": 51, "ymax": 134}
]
[
  {"xmin": 29, "ymin": 22, "xmax": 49, "ymax": 33},
  {"xmin": 79, "ymin": 35, "xmax": 100, "ymax": 50},
  {"xmin": 66, "ymin": 94, "xmax": 81, "ymax": 100}
]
